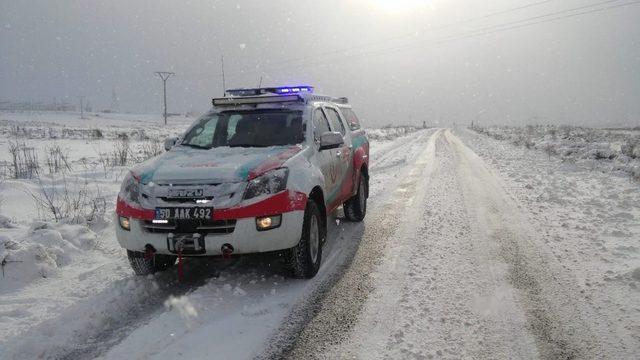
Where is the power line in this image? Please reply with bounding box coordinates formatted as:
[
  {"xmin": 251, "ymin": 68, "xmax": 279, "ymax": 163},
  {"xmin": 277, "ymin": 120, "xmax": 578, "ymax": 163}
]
[
  {"xmin": 363, "ymin": 0, "xmax": 640, "ymax": 60},
  {"xmin": 254, "ymin": 0, "xmax": 561, "ymax": 71},
  {"xmin": 181, "ymin": 0, "xmax": 563, "ymax": 80},
  {"xmin": 433, "ymin": 0, "xmax": 640, "ymax": 45},
  {"xmin": 436, "ymin": 0, "xmax": 622, "ymax": 40},
  {"xmin": 179, "ymin": 0, "xmax": 638, "ymax": 82},
  {"xmin": 252, "ymin": 0, "xmax": 638, "ymax": 76}
]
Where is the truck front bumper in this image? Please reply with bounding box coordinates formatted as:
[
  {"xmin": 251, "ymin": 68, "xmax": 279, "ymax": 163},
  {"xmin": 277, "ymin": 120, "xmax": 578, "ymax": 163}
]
[{"xmin": 115, "ymin": 210, "xmax": 305, "ymax": 256}]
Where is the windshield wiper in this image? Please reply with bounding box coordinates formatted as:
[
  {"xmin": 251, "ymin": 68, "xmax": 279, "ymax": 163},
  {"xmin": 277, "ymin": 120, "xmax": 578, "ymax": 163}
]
[{"xmin": 180, "ymin": 143, "xmax": 211, "ymax": 150}]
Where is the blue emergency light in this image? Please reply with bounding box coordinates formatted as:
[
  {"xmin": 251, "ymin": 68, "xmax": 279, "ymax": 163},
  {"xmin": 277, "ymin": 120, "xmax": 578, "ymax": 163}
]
[
  {"xmin": 225, "ymin": 86, "xmax": 314, "ymax": 97},
  {"xmin": 274, "ymin": 86, "xmax": 314, "ymax": 94}
]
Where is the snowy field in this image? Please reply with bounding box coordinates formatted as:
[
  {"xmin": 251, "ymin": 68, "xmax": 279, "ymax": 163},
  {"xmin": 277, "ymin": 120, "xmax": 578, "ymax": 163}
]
[
  {"xmin": 0, "ymin": 112, "xmax": 638, "ymax": 359},
  {"xmin": 0, "ymin": 111, "xmax": 423, "ymax": 359},
  {"xmin": 471, "ymin": 125, "xmax": 640, "ymax": 180}
]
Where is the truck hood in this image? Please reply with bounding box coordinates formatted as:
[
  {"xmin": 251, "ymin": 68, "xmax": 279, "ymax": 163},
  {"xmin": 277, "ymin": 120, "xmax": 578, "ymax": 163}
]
[{"xmin": 133, "ymin": 145, "xmax": 303, "ymax": 184}]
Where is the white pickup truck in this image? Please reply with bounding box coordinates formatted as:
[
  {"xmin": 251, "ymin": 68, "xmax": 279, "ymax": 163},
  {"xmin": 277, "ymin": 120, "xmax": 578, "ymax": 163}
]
[{"xmin": 115, "ymin": 86, "xmax": 369, "ymax": 278}]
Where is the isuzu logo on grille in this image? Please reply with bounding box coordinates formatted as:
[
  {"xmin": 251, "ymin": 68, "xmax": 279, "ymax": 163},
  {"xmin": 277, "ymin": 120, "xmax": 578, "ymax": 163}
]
[{"xmin": 167, "ymin": 188, "xmax": 204, "ymax": 198}]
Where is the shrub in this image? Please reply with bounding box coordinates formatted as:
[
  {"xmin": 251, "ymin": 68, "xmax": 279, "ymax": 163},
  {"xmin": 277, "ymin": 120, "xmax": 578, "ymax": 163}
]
[
  {"xmin": 111, "ymin": 138, "xmax": 131, "ymax": 166},
  {"xmin": 91, "ymin": 129, "xmax": 103, "ymax": 139},
  {"xmin": 9, "ymin": 142, "xmax": 40, "ymax": 179},
  {"xmin": 31, "ymin": 175, "xmax": 107, "ymax": 224}
]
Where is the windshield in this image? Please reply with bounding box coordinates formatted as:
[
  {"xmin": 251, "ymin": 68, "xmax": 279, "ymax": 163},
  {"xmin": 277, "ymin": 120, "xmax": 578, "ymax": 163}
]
[{"xmin": 181, "ymin": 110, "xmax": 304, "ymax": 149}]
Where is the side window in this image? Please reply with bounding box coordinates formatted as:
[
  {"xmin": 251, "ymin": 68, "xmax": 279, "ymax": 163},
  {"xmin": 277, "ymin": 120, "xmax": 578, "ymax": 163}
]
[
  {"xmin": 313, "ymin": 108, "xmax": 331, "ymax": 142},
  {"xmin": 185, "ymin": 116, "xmax": 218, "ymax": 147},
  {"xmin": 341, "ymin": 108, "xmax": 361, "ymax": 131},
  {"xmin": 324, "ymin": 107, "xmax": 346, "ymax": 136},
  {"xmin": 226, "ymin": 115, "xmax": 242, "ymax": 141}
]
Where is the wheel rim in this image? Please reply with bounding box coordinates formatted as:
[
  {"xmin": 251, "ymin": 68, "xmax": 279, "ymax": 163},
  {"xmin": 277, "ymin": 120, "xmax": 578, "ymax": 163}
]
[{"xmin": 309, "ymin": 214, "xmax": 319, "ymax": 264}]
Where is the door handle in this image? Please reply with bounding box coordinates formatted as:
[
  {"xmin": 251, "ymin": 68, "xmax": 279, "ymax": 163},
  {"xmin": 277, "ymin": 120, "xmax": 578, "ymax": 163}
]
[{"xmin": 336, "ymin": 151, "xmax": 342, "ymax": 157}]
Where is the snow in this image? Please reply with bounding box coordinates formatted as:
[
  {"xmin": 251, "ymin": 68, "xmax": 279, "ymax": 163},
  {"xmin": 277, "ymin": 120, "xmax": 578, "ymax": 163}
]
[
  {"xmin": 315, "ymin": 128, "xmax": 639, "ymax": 359},
  {"xmin": 0, "ymin": 111, "xmax": 423, "ymax": 359},
  {"xmin": 471, "ymin": 125, "xmax": 640, "ymax": 180},
  {"xmin": 1, "ymin": 111, "xmax": 638, "ymax": 359}
]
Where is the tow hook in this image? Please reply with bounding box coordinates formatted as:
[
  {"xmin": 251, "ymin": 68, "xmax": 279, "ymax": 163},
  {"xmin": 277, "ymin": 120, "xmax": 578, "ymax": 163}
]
[
  {"xmin": 221, "ymin": 244, "xmax": 234, "ymax": 259},
  {"xmin": 175, "ymin": 238, "xmax": 185, "ymax": 282}
]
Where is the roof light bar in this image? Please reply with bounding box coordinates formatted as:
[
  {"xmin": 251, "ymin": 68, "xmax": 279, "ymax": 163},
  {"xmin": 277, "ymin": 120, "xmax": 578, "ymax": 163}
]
[
  {"xmin": 225, "ymin": 86, "xmax": 314, "ymax": 97},
  {"xmin": 213, "ymin": 94, "xmax": 303, "ymax": 106}
]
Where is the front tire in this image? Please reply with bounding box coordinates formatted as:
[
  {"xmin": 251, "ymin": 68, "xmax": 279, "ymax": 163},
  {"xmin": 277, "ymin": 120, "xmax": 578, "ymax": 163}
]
[
  {"xmin": 344, "ymin": 173, "xmax": 368, "ymax": 222},
  {"xmin": 285, "ymin": 201, "xmax": 324, "ymax": 279},
  {"xmin": 127, "ymin": 250, "xmax": 176, "ymax": 275}
]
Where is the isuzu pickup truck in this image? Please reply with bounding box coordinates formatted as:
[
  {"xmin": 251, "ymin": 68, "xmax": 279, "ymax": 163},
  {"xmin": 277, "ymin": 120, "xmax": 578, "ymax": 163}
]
[{"xmin": 115, "ymin": 86, "xmax": 369, "ymax": 278}]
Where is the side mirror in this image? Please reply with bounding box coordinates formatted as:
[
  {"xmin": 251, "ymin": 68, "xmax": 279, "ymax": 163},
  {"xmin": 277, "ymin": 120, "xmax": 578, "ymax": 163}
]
[
  {"xmin": 319, "ymin": 131, "xmax": 344, "ymax": 151},
  {"xmin": 164, "ymin": 137, "xmax": 178, "ymax": 151}
]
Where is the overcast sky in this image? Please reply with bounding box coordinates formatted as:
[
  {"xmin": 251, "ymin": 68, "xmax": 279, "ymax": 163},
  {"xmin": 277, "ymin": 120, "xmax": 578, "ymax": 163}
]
[{"xmin": 1, "ymin": 0, "xmax": 639, "ymax": 127}]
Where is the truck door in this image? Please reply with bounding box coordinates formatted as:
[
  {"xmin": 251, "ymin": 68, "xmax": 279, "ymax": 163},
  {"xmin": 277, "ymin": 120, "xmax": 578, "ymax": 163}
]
[
  {"xmin": 323, "ymin": 106, "xmax": 353, "ymax": 204},
  {"xmin": 312, "ymin": 108, "xmax": 340, "ymax": 204}
]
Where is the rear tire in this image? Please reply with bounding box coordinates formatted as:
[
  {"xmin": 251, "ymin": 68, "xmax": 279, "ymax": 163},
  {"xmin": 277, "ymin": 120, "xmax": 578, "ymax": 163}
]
[
  {"xmin": 127, "ymin": 250, "xmax": 176, "ymax": 276},
  {"xmin": 285, "ymin": 201, "xmax": 324, "ymax": 279},
  {"xmin": 344, "ymin": 173, "xmax": 368, "ymax": 222}
]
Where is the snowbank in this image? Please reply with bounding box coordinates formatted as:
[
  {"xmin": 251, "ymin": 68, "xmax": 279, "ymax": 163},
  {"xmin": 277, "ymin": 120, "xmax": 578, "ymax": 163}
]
[
  {"xmin": 1, "ymin": 221, "xmax": 100, "ymax": 291},
  {"xmin": 365, "ymin": 126, "xmax": 421, "ymax": 141},
  {"xmin": 471, "ymin": 125, "xmax": 640, "ymax": 180}
]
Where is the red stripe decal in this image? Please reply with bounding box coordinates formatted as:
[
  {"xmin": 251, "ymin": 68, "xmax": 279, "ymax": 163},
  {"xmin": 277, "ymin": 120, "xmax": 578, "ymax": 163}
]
[
  {"xmin": 213, "ymin": 190, "xmax": 307, "ymax": 220},
  {"xmin": 116, "ymin": 197, "xmax": 155, "ymax": 220},
  {"xmin": 248, "ymin": 146, "xmax": 302, "ymax": 180},
  {"xmin": 116, "ymin": 191, "xmax": 307, "ymax": 221}
]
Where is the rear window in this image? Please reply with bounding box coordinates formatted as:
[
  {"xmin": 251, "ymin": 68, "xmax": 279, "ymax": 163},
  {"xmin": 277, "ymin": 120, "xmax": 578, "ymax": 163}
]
[{"xmin": 340, "ymin": 108, "xmax": 361, "ymax": 131}]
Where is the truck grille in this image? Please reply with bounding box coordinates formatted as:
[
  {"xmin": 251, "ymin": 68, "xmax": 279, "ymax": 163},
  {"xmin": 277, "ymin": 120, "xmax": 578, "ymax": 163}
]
[{"xmin": 142, "ymin": 219, "xmax": 236, "ymax": 234}]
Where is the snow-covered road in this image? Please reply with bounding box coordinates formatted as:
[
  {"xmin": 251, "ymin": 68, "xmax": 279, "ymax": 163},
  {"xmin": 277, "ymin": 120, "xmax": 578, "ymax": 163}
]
[
  {"xmin": 284, "ymin": 129, "xmax": 639, "ymax": 359},
  {"xmin": 0, "ymin": 127, "xmax": 438, "ymax": 359},
  {"xmin": 2, "ymin": 127, "xmax": 638, "ymax": 359}
]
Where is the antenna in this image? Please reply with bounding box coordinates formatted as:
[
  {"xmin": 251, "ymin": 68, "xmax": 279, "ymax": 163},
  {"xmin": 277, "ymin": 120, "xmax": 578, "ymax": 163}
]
[{"xmin": 221, "ymin": 55, "xmax": 226, "ymax": 96}]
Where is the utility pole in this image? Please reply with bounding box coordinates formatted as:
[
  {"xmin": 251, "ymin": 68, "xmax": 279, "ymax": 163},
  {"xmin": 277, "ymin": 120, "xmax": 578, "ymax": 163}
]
[
  {"xmin": 111, "ymin": 87, "xmax": 119, "ymax": 113},
  {"xmin": 154, "ymin": 71, "xmax": 175, "ymax": 125},
  {"xmin": 79, "ymin": 96, "xmax": 85, "ymax": 119}
]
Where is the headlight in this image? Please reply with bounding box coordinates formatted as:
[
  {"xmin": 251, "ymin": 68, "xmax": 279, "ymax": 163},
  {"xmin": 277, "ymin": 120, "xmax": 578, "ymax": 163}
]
[
  {"xmin": 244, "ymin": 168, "xmax": 289, "ymax": 200},
  {"xmin": 119, "ymin": 171, "xmax": 141, "ymax": 205}
]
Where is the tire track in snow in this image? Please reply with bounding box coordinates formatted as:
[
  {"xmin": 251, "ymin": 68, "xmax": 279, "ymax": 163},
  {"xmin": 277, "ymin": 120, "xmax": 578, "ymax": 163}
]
[
  {"xmin": 2, "ymin": 257, "xmax": 240, "ymax": 360},
  {"xmin": 326, "ymin": 131, "xmax": 540, "ymax": 359},
  {"xmin": 273, "ymin": 130, "xmax": 442, "ymax": 359},
  {"xmin": 291, "ymin": 130, "xmax": 603, "ymax": 359},
  {"xmin": 0, "ymin": 129, "xmax": 438, "ymax": 360},
  {"xmin": 446, "ymin": 130, "xmax": 601, "ymax": 358}
]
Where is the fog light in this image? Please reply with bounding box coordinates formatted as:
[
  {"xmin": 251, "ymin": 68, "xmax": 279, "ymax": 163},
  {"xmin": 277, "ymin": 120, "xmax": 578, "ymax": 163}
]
[
  {"xmin": 256, "ymin": 215, "xmax": 282, "ymax": 231},
  {"xmin": 119, "ymin": 216, "xmax": 130, "ymax": 231}
]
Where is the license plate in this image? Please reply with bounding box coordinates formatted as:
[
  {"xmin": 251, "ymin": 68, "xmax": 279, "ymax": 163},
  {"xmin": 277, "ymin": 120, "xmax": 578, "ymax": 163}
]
[{"xmin": 155, "ymin": 207, "xmax": 213, "ymax": 220}]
